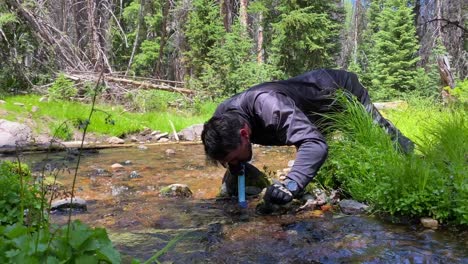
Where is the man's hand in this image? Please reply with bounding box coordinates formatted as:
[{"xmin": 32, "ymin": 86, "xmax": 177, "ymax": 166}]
[{"xmin": 264, "ymin": 183, "xmax": 293, "ymax": 205}]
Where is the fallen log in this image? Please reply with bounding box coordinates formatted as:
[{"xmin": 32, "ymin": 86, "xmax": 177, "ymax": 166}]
[
  {"xmin": 104, "ymin": 76, "xmax": 194, "ymax": 95},
  {"xmin": 0, "ymin": 141, "xmax": 201, "ymax": 155}
]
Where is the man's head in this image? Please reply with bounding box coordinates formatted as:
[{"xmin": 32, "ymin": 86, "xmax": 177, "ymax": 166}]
[{"xmin": 201, "ymin": 112, "xmax": 252, "ymax": 168}]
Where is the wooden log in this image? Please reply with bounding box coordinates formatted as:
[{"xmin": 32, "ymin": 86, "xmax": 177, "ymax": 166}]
[{"xmin": 0, "ymin": 141, "xmax": 201, "ymax": 155}]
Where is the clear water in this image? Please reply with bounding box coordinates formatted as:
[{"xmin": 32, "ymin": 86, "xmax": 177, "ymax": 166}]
[{"xmin": 2, "ymin": 144, "xmax": 467, "ymax": 263}]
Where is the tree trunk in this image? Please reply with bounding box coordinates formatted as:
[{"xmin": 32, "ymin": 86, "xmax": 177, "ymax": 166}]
[
  {"xmin": 221, "ymin": 0, "xmax": 232, "ymax": 32},
  {"xmin": 154, "ymin": 0, "xmax": 171, "ymax": 78},
  {"xmin": 257, "ymin": 13, "xmax": 264, "ymax": 64},
  {"xmin": 239, "ymin": 0, "xmax": 248, "ymax": 28}
]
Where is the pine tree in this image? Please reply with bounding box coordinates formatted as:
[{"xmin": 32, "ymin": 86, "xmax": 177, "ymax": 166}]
[
  {"xmin": 368, "ymin": 0, "xmax": 421, "ymax": 99},
  {"xmin": 261, "ymin": 0, "xmax": 344, "ymax": 77}
]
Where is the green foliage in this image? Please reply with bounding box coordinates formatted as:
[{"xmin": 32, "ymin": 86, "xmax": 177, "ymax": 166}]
[
  {"xmin": 132, "ymin": 40, "xmax": 160, "ymax": 75},
  {"xmin": 264, "ymin": 0, "xmax": 343, "ymax": 76},
  {"xmin": 316, "ymin": 96, "xmax": 468, "ymax": 224},
  {"xmin": 446, "ymin": 79, "xmax": 468, "ymax": 106},
  {"xmin": 125, "ymin": 90, "xmax": 183, "ymax": 112},
  {"xmin": 0, "ymin": 220, "xmax": 121, "ymax": 263},
  {"xmin": 49, "ymin": 122, "xmax": 74, "ymax": 141},
  {"xmin": 48, "ymin": 74, "xmax": 77, "ymax": 101},
  {"xmin": 367, "ymin": 0, "xmax": 421, "ymax": 100},
  {"xmin": 184, "ymin": 0, "xmax": 225, "ymax": 78},
  {"xmin": 0, "ymin": 161, "xmax": 40, "ymax": 226}
]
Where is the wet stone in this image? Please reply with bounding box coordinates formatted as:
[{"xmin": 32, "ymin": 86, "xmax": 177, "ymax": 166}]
[
  {"xmin": 165, "ymin": 149, "xmax": 176, "ymax": 155},
  {"xmin": 111, "ymin": 185, "xmax": 130, "ymax": 196},
  {"xmin": 51, "ymin": 197, "xmax": 87, "ymax": 212},
  {"xmin": 137, "ymin": 145, "xmax": 148, "ymax": 150},
  {"xmin": 88, "ymin": 168, "xmax": 113, "ymax": 177},
  {"xmin": 339, "ymin": 199, "xmax": 369, "ymax": 215},
  {"xmin": 160, "ymin": 184, "xmax": 193, "ymax": 198},
  {"xmin": 129, "ymin": 171, "xmax": 141, "ymax": 179},
  {"xmin": 124, "ymin": 160, "xmax": 132, "ymax": 165},
  {"xmin": 420, "ymin": 217, "xmax": 438, "ymax": 229},
  {"xmin": 111, "ymin": 163, "xmax": 124, "ymax": 170}
]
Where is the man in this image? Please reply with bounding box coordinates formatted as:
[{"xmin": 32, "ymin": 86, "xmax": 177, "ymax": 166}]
[{"xmin": 201, "ymin": 69, "xmax": 413, "ymax": 205}]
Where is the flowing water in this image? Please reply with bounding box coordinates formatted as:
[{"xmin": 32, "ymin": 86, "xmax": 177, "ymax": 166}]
[{"xmin": 2, "ymin": 144, "xmax": 467, "ymax": 263}]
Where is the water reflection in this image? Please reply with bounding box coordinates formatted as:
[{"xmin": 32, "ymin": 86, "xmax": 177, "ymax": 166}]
[{"xmin": 1, "ymin": 144, "xmax": 466, "ymax": 263}]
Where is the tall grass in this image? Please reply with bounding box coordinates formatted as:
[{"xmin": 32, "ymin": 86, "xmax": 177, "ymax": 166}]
[{"xmin": 316, "ymin": 97, "xmax": 467, "ymax": 224}]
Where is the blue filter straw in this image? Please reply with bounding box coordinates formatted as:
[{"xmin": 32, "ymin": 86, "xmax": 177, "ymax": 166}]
[{"xmin": 238, "ymin": 163, "xmax": 247, "ymax": 208}]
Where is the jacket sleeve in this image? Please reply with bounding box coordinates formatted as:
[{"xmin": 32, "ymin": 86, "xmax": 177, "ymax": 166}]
[{"xmin": 253, "ymin": 92, "xmax": 328, "ymax": 189}]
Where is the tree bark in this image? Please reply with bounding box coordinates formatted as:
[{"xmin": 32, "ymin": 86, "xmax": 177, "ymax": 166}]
[
  {"xmin": 154, "ymin": 0, "xmax": 171, "ymax": 78},
  {"xmin": 239, "ymin": 0, "xmax": 248, "ymax": 28}
]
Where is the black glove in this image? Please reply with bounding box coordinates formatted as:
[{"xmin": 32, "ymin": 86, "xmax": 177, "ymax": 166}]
[{"xmin": 265, "ymin": 183, "xmax": 293, "ymax": 205}]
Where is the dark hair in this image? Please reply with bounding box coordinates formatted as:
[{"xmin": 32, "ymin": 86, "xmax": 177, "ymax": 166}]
[{"xmin": 201, "ymin": 112, "xmax": 245, "ymax": 162}]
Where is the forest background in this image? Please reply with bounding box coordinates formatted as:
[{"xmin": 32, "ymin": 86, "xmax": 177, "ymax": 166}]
[{"xmin": 0, "ymin": 0, "xmax": 466, "ymax": 102}]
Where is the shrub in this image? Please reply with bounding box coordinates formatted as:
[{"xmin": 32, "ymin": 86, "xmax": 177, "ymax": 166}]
[
  {"xmin": 48, "ymin": 74, "xmax": 77, "ymax": 101},
  {"xmin": 0, "ymin": 161, "xmax": 41, "ymax": 226}
]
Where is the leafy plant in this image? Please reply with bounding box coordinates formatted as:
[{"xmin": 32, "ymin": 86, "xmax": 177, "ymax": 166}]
[
  {"xmin": 0, "ymin": 221, "xmax": 121, "ymax": 263},
  {"xmin": 48, "ymin": 74, "xmax": 77, "ymax": 101},
  {"xmin": 0, "ymin": 161, "xmax": 41, "ymax": 226},
  {"xmin": 49, "ymin": 122, "xmax": 74, "ymax": 141}
]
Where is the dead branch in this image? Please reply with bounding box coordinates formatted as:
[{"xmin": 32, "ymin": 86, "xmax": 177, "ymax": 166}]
[{"xmin": 426, "ymin": 18, "xmax": 468, "ymax": 35}]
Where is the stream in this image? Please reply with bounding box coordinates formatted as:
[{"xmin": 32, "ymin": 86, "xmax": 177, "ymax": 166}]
[{"xmin": 2, "ymin": 144, "xmax": 467, "ymax": 263}]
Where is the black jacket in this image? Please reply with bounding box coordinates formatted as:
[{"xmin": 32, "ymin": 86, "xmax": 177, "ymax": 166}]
[{"xmin": 214, "ymin": 69, "xmax": 366, "ymax": 188}]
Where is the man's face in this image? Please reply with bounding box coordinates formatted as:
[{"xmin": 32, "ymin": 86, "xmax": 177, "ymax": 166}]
[{"xmin": 221, "ymin": 141, "xmax": 252, "ymax": 168}]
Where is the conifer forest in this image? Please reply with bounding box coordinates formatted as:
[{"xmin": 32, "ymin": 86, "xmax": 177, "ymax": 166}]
[{"xmin": 0, "ymin": 0, "xmax": 466, "ymax": 100}]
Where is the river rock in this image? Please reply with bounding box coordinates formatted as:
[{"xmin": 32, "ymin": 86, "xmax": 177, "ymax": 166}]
[
  {"xmin": 0, "ymin": 119, "xmax": 33, "ymax": 147},
  {"xmin": 158, "ymin": 138, "xmax": 169, "ymax": 143},
  {"xmin": 39, "ymin": 97, "xmax": 48, "ymax": 102},
  {"xmin": 13, "ymin": 102, "xmax": 25, "ymax": 107},
  {"xmin": 160, "ymin": 184, "xmax": 193, "ymax": 198},
  {"xmin": 130, "ymin": 136, "xmax": 138, "ymax": 142},
  {"xmin": 165, "ymin": 148, "xmax": 176, "ymax": 155},
  {"xmin": 420, "ymin": 217, "xmax": 438, "ymax": 229},
  {"xmin": 31, "ymin": 106, "xmax": 39, "ymax": 113},
  {"xmin": 129, "ymin": 171, "xmax": 141, "ymax": 179},
  {"xmin": 178, "ymin": 124, "xmax": 204, "ymax": 141},
  {"xmin": 155, "ymin": 132, "xmax": 169, "ymax": 140},
  {"xmin": 140, "ymin": 127, "xmax": 152, "ymax": 136},
  {"xmin": 88, "ymin": 168, "xmax": 113, "ymax": 177},
  {"xmin": 339, "ymin": 199, "xmax": 369, "ymax": 215},
  {"xmin": 51, "ymin": 197, "xmax": 87, "ymax": 211},
  {"xmin": 107, "ymin": 136, "xmax": 125, "ymax": 144},
  {"xmin": 111, "ymin": 163, "xmax": 124, "ymax": 170},
  {"xmin": 137, "ymin": 145, "xmax": 148, "ymax": 150},
  {"xmin": 0, "ymin": 100, "xmax": 5, "ymax": 104}
]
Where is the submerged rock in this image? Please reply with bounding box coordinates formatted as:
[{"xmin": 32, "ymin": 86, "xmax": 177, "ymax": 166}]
[
  {"xmin": 165, "ymin": 149, "xmax": 176, "ymax": 155},
  {"xmin": 339, "ymin": 199, "xmax": 369, "ymax": 215},
  {"xmin": 51, "ymin": 197, "xmax": 87, "ymax": 212},
  {"xmin": 220, "ymin": 163, "xmax": 271, "ymax": 197},
  {"xmin": 160, "ymin": 184, "xmax": 193, "ymax": 198},
  {"xmin": 129, "ymin": 171, "xmax": 141, "ymax": 179},
  {"xmin": 111, "ymin": 163, "xmax": 124, "ymax": 170}
]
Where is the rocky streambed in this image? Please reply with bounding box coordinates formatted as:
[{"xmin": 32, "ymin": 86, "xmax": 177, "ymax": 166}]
[{"xmin": 1, "ymin": 143, "xmax": 466, "ymax": 263}]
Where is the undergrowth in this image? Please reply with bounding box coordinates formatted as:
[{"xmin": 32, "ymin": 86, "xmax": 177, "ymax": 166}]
[{"xmin": 316, "ymin": 96, "xmax": 467, "ymax": 225}]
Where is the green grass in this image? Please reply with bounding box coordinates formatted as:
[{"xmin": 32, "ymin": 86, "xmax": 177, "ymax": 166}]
[
  {"xmin": 316, "ymin": 96, "xmax": 467, "ymax": 225},
  {"xmin": 1, "ymin": 94, "xmax": 217, "ymax": 137}
]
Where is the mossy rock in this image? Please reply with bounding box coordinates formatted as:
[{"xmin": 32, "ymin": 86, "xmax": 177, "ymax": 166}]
[
  {"xmin": 160, "ymin": 184, "xmax": 193, "ymax": 198},
  {"xmin": 221, "ymin": 163, "xmax": 271, "ymax": 196}
]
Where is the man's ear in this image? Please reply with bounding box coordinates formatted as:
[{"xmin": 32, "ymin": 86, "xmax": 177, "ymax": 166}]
[{"xmin": 240, "ymin": 123, "xmax": 250, "ymax": 139}]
